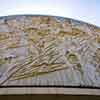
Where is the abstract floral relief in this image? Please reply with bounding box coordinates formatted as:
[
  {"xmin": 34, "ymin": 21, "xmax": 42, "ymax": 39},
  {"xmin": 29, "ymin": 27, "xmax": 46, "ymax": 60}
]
[{"xmin": 0, "ymin": 15, "xmax": 100, "ymax": 87}]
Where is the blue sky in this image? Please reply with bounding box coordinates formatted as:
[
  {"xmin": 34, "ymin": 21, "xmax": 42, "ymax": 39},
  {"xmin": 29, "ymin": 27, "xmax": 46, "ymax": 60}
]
[{"xmin": 0, "ymin": 0, "xmax": 99, "ymax": 26}]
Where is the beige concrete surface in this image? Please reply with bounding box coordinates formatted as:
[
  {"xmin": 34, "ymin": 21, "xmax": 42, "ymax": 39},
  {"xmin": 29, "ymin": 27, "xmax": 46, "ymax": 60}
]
[{"xmin": 0, "ymin": 87, "xmax": 100, "ymax": 95}]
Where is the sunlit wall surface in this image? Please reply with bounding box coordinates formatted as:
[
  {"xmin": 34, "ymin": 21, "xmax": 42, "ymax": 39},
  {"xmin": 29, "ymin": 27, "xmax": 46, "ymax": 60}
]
[{"xmin": 0, "ymin": 15, "xmax": 100, "ymax": 87}]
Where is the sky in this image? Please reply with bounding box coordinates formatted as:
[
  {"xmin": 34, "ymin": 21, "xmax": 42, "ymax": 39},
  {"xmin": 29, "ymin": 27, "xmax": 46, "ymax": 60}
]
[{"xmin": 0, "ymin": 0, "xmax": 99, "ymax": 26}]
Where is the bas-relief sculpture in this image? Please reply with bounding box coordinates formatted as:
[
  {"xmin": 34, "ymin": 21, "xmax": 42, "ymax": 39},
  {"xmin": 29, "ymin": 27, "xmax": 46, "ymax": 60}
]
[{"xmin": 0, "ymin": 15, "xmax": 100, "ymax": 87}]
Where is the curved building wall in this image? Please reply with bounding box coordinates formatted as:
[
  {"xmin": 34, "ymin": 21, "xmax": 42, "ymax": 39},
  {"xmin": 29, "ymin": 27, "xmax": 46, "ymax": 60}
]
[{"xmin": 0, "ymin": 15, "xmax": 100, "ymax": 88}]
